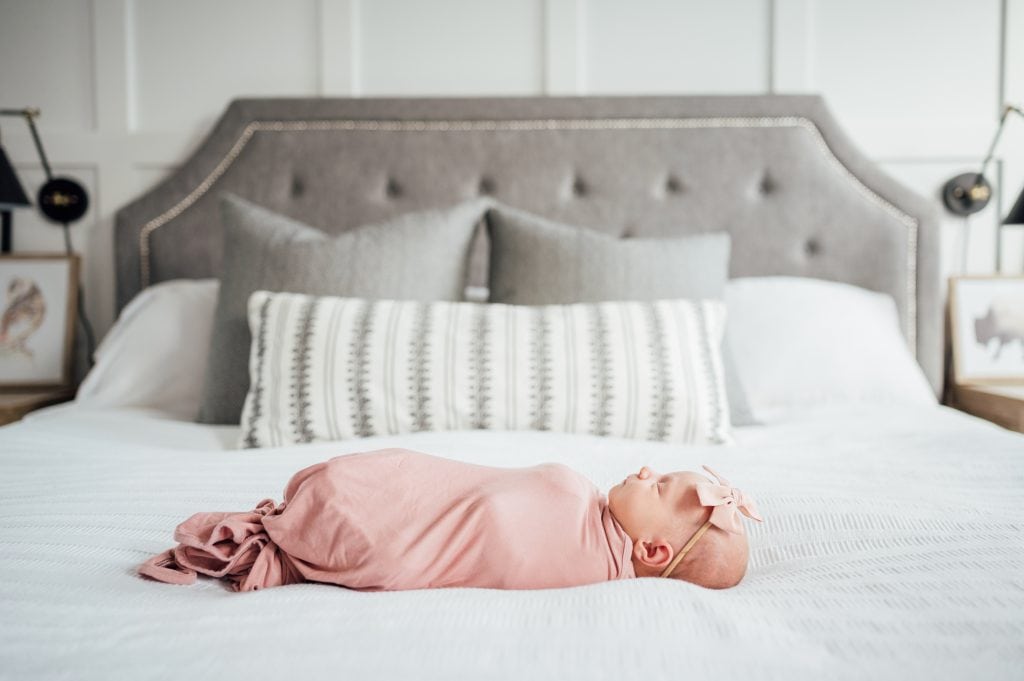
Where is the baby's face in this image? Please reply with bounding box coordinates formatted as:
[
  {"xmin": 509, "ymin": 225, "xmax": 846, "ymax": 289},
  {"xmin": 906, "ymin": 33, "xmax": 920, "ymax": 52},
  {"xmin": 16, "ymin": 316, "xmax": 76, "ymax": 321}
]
[{"xmin": 607, "ymin": 466, "xmax": 709, "ymax": 543}]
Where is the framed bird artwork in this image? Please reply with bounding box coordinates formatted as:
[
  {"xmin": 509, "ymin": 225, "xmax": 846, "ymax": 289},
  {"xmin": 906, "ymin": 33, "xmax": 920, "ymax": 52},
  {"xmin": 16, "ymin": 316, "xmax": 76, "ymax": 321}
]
[{"xmin": 0, "ymin": 254, "xmax": 78, "ymax": 388}]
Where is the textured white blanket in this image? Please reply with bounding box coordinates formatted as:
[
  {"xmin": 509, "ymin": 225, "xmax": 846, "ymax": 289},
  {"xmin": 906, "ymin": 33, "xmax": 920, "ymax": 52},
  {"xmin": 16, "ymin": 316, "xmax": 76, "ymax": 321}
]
[{"xmin": 1, "ymin": 404, "xmax": 1022, "ymax": 680}]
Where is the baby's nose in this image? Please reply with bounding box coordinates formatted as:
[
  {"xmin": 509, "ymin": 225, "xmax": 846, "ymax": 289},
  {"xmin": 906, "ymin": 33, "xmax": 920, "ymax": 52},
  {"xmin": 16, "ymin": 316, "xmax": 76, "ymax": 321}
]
[{"xmin": 638, "ymin": 466, "xmax": 654, "ymax": 480}]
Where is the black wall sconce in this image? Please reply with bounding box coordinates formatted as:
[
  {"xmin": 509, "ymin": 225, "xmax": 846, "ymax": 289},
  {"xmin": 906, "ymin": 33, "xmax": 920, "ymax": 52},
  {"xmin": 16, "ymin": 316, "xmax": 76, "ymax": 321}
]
[
  {"xmin": 941, "ymin": 103, "xmax": 1024, "ymax": 271},
  {"xmin": 0, "ymin": 107, "xmax": 95, "ymax": 365}
]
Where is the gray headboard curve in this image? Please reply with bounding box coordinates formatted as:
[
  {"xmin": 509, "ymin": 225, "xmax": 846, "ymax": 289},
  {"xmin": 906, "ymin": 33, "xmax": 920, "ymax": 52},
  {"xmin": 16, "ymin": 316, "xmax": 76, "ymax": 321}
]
[{"xmin": 114, "ymin": 95, "xmax": 942, "ymax": 393}]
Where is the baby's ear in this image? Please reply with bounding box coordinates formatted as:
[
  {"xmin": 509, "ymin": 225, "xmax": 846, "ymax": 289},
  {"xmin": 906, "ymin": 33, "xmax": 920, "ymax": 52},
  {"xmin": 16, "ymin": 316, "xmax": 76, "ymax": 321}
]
[{"xmin": 633, "ymin": 539, "xmax": 673, "ymax": 571}]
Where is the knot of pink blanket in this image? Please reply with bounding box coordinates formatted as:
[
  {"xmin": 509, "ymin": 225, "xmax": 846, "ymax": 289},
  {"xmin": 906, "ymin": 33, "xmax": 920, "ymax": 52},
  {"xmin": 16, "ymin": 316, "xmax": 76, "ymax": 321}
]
[{"xmin": 138, "ymin": 499, "xmax": 302, "ymax": 592}]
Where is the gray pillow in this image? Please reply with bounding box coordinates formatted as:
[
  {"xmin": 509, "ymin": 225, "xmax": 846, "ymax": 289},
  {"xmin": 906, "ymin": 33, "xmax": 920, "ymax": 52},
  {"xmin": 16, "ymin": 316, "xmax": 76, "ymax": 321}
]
[
  {"xmin": 485, "ymin": 204, "xmax": 758, "ymax": 425},
  {"xmin": 487, "ymin": 205, "xmax": 729, "ymax": 304},
  {"xmin": 197, "ymin": 193, "xmax": 490, "ymax": 424}
]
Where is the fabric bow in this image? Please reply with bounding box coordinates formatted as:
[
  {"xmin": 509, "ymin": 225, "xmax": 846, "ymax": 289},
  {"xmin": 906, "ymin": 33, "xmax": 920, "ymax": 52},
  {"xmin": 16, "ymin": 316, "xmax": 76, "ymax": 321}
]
[
  {"xmin": 695, "ymin": 465, "xmax": 764, "ymax": 534},
  {"xmin": 138, "ymin": 498, "xmax": 303, "ymax": 591}
]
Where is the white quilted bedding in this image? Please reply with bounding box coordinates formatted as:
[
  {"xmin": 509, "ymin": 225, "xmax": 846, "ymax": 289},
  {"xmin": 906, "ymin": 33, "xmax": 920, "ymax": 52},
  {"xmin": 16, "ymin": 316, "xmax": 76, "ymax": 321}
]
[{"xmin": 1, "ymin": 402, "xmax": 1022, "ymax": 681}]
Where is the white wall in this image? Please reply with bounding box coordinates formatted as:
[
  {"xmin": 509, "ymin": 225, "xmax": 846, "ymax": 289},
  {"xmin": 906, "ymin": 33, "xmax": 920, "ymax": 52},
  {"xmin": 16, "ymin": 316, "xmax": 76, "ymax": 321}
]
[{"xmin": 1, "ymin": 0, "xmax": 1022, "ymax": 380}]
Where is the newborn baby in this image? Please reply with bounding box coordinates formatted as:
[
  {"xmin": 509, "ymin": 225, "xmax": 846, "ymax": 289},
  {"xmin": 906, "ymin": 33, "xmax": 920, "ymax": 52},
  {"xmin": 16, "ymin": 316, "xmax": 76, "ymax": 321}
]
[{"xmin": 139, "ymin": 449, "xmax": 761, "ymax": 592}]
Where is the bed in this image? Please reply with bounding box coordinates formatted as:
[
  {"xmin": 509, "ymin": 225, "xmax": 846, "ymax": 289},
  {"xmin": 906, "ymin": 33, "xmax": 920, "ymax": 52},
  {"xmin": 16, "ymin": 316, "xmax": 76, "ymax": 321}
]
[{"xmin": 2, "ymin": 95, "xmax": 1022, "ymax": 680}]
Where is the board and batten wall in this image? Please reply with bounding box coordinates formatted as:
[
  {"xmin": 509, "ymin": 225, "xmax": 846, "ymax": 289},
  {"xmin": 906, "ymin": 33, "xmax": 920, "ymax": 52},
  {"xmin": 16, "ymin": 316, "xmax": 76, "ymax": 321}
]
[{"xmin": 1, "ymin": 0, "xmax": 1022, "ymax": 384}]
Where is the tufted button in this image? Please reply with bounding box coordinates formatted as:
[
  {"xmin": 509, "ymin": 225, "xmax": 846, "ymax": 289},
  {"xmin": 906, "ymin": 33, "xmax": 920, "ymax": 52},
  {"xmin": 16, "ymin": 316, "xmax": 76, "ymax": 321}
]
[
  {"xmin": 621, "ymin": 225, "xmax": 636, "ymax": 239},
  {"xmin": 804, "ymin": 238, "xmax": 821, "ymax": 256},
  {"xmin": 478, "ymin": 176, "xmax": 495, "ymax": 195},
  {"xmin": 290, "ymin": 175, "xmax": 305, "ymax": 198},
  {"xmin": 665, "ymin": 175, "xmax": 683, "ymax": 194},
  {"xmin": 385, "ymin": 178, "xmax": 402, "ymax": 198},
  {"xmin": 759, "ymin": 173, "xmax": 775, "ymax": 195},
  {"xmin": 571, "ymin": 176, "xmax": 587, "ymax": 197}
]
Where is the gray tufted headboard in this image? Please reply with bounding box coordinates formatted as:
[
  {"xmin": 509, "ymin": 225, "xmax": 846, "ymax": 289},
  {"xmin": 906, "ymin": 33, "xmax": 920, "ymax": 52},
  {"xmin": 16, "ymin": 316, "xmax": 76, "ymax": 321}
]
[{"xmin": 114, "ymin": 95, "xmax": 942, "ymax": 393}]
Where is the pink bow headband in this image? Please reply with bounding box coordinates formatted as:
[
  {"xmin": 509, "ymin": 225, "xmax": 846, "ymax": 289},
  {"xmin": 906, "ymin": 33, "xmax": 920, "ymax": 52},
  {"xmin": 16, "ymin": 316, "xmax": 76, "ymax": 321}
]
[
  {"xmin": 695, "ymin": 465, "xmax": 763, "ymax": 534},
  {"xmin": 659, "ymin": 465, "xmax": 764, "ymax": 579}
]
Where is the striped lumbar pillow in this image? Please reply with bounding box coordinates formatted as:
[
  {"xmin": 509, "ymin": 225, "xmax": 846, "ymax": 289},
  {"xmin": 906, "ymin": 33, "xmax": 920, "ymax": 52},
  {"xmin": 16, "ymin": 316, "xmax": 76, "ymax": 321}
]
[{"xmin": 238, "ymin": 291, "xmax": 731, "ymax": 448}]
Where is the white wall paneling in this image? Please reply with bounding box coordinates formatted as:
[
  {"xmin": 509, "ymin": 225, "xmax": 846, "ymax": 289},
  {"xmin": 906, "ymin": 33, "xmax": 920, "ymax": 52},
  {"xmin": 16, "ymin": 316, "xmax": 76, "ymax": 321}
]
[
  {"xmin": 802, "ymin": 0, "xmax": 1002, "ymax": 159},
  {"xmin": 584, "ymin": 0, "xmax": 771, "ymax": 94},
  {"xmin": 359, "ymin": 0, "xmax": 544, "ymax": 95},
  {"xmin": 544, "ymin": 0, "xmax": 584, "ymax": 94},
  {"xmin": 0, "ymin": 0, "xmax": 1021, "ymax": 386},
  {"xmin": 0, "ymin": 0, "xmax": 95, "ymax": 130},
  {"xmin": 771, "ymin": 0, "xmax": 815, "ymax": 92},
  {"xmin": 319, "ymin": 0, "xmax": 361, "ymax": 95},
  {"xmin": 132, "ymin": 0, "xmax": 320, "ymax": 132}
]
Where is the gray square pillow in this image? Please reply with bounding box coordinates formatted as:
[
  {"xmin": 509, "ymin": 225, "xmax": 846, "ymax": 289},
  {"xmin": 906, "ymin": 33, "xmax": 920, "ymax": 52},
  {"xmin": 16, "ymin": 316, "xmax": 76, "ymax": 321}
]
[
  {"xmin": 197, "ymin": 193, "xmax": 490, "ymax": 424},
  {"xmin": 485, "ymin": 204, "xmax": 757, "ymax": 426},
  {"xmin": 487, "ymin": 205, "xmax": 730, "ymax": 303}
]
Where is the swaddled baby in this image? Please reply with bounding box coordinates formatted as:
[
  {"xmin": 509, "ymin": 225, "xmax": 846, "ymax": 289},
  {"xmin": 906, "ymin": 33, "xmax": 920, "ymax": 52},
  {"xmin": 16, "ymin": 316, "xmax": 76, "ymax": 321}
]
[{"xmin": 139, "ymin": 449, "xmax": 761, "ymax": 591}]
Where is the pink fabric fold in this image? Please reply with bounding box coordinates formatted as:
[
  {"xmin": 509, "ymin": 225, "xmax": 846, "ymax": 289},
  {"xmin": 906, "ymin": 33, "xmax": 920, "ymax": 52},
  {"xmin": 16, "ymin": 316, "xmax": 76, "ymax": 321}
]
[
  {"xmin": 138, "ymin": 499, "xmax": 304, "ymax": 591},
  {"xmin": 139, "ymin": 449, "xmax": 635, "ymax": 592}
]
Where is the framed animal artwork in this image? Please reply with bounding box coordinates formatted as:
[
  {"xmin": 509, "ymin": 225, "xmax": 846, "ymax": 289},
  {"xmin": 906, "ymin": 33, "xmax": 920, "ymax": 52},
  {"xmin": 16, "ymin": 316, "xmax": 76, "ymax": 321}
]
[
  {"xmin": 949, "ymin": 275, "xmax": 1024, "ymax": 385},
  {"xmin": 0, "ymin": 254, "xmax": 79, "ymax": 389}
]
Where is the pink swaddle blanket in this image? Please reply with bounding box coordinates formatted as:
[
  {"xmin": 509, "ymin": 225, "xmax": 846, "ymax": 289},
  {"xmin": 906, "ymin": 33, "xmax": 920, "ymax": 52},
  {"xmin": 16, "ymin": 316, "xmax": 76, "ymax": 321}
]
[{"xmin": 139, "ymin": 449, "xmax": 636, "ymax": 591}]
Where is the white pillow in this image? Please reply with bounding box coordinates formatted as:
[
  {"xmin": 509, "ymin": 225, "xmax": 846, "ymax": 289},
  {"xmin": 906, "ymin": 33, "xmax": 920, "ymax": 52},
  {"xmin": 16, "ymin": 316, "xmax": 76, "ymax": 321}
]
[
  {"xmin": 723, "ymin": 277, "xmax": 936, "ymax": 421},
  {"xmin": 76, "ymin": 279, "xmax": 219, "ymax": 419},
  {"xmin": 239, "ymin": 291, "xmax": 732, "ymax": 448}
]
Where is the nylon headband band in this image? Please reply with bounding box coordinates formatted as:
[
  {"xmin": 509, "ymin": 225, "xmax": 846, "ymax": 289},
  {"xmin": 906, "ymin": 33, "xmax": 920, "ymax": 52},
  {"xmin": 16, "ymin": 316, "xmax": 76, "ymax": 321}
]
[{"xmin": 659, "ymin": 519, "xmax": 713, "ymax": 579}]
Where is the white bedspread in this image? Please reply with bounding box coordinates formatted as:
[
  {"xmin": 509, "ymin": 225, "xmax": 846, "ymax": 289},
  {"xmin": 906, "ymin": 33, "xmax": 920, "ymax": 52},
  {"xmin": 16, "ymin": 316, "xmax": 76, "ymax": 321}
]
[{"xmin": 1, "ymin": 403, "xmax": 1022, "ymax": 680}]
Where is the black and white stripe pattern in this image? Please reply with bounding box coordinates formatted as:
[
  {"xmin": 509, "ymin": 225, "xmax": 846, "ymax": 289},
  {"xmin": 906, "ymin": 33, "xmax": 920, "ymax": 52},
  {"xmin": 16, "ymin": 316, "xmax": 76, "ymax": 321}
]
[
  {"xmin": 288, "ymin": 297, "xmax": 317, "ymax": 443},
  {"xmin": 588, "ymin": 305, "xmax": 613, "ymax": 437},
  {"xmin": 408, "ymin": 302, "xmax": 433, "ymax": 432},
  {"xmin": 240, "ymin": 294, "xmax": 273, "ymax": 449},
  {"xmin": 348, "ymin": 300, "xmax": 375, "ymax": 438},
  {"xmin": 239, "ymin": 291, "xmax": 731, "ymax": 448},
  {"xmin": 470, "ymin": 306, "xmax": 491, "ymax": 430},
  {"xmin": 646, "ymin": 303, "xmax": 673, "ymax": 441},
  {"xmin": 530, "ymin": 307, "xmax": 552, "ymax": 432}
]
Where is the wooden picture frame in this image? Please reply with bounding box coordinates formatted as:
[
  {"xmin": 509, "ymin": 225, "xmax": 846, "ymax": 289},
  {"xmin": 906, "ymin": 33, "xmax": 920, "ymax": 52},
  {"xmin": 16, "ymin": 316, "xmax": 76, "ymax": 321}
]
[
  {"xmin": 0, "ymin": 253, "xmax": 79, "ymax": 389},
  {"xmin": 948, "ymin": 275, "xmax": 1024, "ymax": 385}
]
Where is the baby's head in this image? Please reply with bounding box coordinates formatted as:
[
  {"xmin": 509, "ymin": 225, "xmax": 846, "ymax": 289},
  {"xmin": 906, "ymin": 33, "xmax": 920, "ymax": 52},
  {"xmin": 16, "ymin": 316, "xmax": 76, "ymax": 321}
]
[{"xmin": 607, "ymin": 465, "xmax": 762, "ymax": 589}]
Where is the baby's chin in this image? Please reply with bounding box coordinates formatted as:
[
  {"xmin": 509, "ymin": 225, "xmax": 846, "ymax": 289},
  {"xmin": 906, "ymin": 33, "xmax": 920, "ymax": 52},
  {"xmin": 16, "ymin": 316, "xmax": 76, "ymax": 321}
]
[
  {"xmin": 605, "ymin": 481, "xmax": 624, "ymax": 506},
  {"xmin": 604, "ymin": 484, "xmax": 626, "ymax": 523}
]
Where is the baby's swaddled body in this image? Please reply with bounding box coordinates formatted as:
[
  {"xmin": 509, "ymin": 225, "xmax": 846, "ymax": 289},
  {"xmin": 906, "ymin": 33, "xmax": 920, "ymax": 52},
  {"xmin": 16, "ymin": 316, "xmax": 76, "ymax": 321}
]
[{"xmin": 140, "ymin": 448, "xmax": 636, "ymax": 591}]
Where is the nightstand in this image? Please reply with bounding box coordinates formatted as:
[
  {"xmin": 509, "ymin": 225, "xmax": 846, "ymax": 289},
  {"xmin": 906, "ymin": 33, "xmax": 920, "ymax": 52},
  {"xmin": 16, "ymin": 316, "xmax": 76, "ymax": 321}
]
[
  {"xmin": 952, "ymin": 384, "xmax": 1024, "ymax": 434},
  {"xmin": 0, "ymin": 387, "xmax": 76, "ymax": 427}
]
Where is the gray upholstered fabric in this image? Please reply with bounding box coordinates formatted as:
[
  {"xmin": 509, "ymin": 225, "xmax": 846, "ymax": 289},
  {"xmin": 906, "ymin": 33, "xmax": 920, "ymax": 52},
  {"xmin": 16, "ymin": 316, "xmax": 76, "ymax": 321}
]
[
  {"xmin": 114, "ymin": 95, "xmax": 943, "ymax": 395},
  {"xmin": 197, "ymin": 193, "xmax": 488, "ymax": 425},
  {"xmin": 487, "ymin": 204, "xmax": 730, "ymax": 303},
  {"xmin": 485, "ymin": 204, "xmax": 757, "ymax": 425}
]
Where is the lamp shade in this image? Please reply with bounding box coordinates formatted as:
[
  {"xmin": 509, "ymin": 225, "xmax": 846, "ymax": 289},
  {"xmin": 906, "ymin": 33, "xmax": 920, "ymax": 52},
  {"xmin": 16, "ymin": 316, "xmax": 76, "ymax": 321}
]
[
  {"xmin": 0, "ymin": 145, "xmax": 30, "ymax": 210},
  {"xmin": 1004, "ymin": 183, "xmax": 1024, "ymax": 225}
]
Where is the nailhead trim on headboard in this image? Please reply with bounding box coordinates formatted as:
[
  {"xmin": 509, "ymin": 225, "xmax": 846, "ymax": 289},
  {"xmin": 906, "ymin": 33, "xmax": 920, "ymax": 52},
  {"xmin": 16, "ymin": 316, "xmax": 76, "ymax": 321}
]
[{"xmin": 137, "ymin": 116, "xmax": 918, "ymax": 352}]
